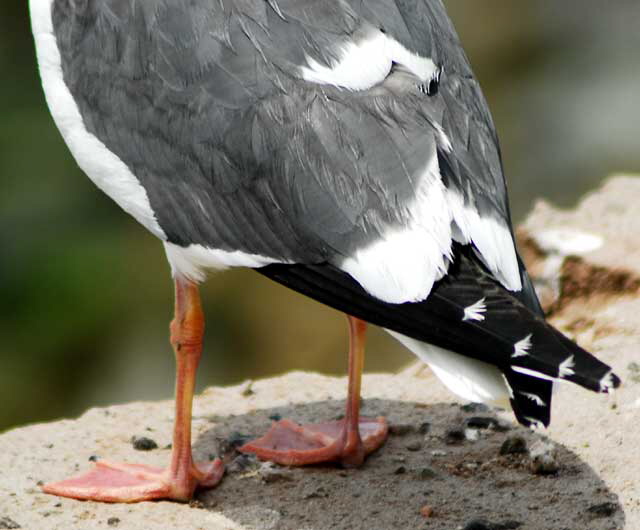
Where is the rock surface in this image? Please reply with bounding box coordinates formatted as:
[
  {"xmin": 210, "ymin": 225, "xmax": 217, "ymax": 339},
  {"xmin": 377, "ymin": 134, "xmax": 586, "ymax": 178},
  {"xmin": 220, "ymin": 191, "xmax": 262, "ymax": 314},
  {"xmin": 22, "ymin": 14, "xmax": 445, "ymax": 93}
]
[{"xmin": 1, "ymin": 176, "xmax": 639, "ymax": 530}]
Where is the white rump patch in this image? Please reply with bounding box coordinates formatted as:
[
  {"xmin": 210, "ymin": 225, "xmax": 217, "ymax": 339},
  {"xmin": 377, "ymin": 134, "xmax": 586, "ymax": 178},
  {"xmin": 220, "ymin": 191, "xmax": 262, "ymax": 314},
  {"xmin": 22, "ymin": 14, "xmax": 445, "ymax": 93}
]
[
  {"xmin": 558, "ymin": 355, "xmax": 575, "ymax": 379},
  {"xmin": 520, "ymin": 391, "xmax": 547, "ymax": 407},
  {"xmin": 512, "ymin": 334, "xmax": 533, "ymax": 358},
  {"xmin": 447, "ymin": 190, "xmax": 522, "ymax": 292},
  {"xmin": 163, "ymin": 242, "xmax": 282, "ymax": 283},
  {"xmin": 30, "ymin": 0, "xmax": 166, "ymax": 240},
  {"xmin": 388, "ymin": 331, "xmax": 510, "ymax": 406},
  {"xmin": 463, "ymin": 298, "xmax": 487, "ymax": 322},
  {"xmin": 339, "ymin": 154, "xmax": 452, "ymax": 303},
  {"xmin": 301, "ymin": 30, "xmax": 439, "ymax": 91}
]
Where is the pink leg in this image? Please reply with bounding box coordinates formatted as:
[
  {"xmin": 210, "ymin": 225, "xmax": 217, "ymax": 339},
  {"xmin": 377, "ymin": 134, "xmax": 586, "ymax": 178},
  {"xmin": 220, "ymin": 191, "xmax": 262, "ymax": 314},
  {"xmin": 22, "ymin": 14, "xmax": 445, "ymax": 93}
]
[
  {"xmin": 240, "ymin": 316, "xmax": 388, "ymax": 467},
  {"xmin": 42, "ymin": 278, "xmax": 224, "ymax": 502}
]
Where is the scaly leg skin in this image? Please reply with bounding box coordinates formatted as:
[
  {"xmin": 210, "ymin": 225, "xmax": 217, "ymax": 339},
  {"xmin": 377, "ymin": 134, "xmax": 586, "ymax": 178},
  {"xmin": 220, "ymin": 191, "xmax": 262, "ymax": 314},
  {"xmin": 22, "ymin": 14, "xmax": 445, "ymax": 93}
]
[
  {"xmin": 240, "ymin": 316, "xmax": 388, "ymax": 467},
  {"xmin": 42, "ymin": 278, "xmax": 224, "ymax": 502}
]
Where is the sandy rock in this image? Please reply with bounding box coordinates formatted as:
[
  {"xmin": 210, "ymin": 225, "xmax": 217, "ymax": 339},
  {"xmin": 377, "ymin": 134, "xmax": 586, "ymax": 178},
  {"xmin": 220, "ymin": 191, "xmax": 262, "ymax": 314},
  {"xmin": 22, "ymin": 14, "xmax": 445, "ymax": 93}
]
[{"xmin": 1, "ymin": 176, "xmax": 639, "ymax": 529}]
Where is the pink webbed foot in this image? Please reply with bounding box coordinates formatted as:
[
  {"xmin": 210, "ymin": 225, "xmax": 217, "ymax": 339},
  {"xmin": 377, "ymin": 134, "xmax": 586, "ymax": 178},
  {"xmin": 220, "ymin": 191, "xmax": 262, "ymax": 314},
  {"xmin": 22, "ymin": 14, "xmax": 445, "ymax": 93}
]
[
  {"xmin": 239, "ymin": 417, "xmax": 388, "ymax": 467},
  {"xmin": 42, "ymin": 458, "xmax": 224, "ymax": 503}
]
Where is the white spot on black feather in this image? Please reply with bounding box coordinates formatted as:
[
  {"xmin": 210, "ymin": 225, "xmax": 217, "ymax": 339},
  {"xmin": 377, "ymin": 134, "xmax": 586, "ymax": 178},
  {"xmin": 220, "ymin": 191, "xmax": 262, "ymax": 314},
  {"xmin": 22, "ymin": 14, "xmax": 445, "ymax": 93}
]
[
  {"xmin": 463, "ymin": 297, "xmax": 486, "ymax": 322},
  {"xmin": 520, "ymin": 391, "xmax": 547, "ymax": 407},
  {"xmin": 558, "ymin": 355, "xmax": 575, "ymax": 379},
  {"xmin": 512, "ymin": 334, "xmax": 532, "ymax": 358}
]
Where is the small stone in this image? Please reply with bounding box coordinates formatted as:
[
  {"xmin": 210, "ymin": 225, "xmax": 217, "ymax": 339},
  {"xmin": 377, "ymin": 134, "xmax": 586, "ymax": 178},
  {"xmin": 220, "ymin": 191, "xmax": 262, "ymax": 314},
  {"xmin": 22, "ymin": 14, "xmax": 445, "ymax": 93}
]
[
  {"xmin": 587, "ymin": 502, "xmax": 618, "ymax": 518},
  {"xmin": 393, "ymin": 465, "xmax": 407, "ymax": 475},
  {"xmin": 227, "ymin": 431, "xmax": 251, "ymax": 449},
  {"xmin": 131, "ymin": 436, "xmax": 158, "ymax": 451},
  {"xmin": 419, "ymin": 505, "xmax": 434, "ymax": 518},
  {"xmin": 460, "ymin": 403, "xmax": 490, "ymax": 413},
  {"xmin": 418, "ymin": 422, "xmax": 431, "ymax": 435},
  {"xmin": 0, "ymin": 517, "xmax": 21, "ymax": 529},
  {"xmin": 464, "ymin": 428, "xmax": 480, "ymax": 441},
  {"xmin": 107, "ymin": 517, "xmax": 121, "ymax": 527},
  {"xmin": 500, "ymin": 436, "xmax": 528, "ymax": 456},
  {"xmin": 431, "ymin": 450, "xmax": 447, "ymax": 457},
  {"xmin": 389, "ymin": 423, "xmax": 414, "ymax": 436},
  {"xmin": 465, "ymin": 417, "xmax": 509, "ymax": 432},
  {"xmin": 241, "ymin": 381, "xmax": 255, "ymax": 396},
  {"xmin": 88, "ymin": 455, "xmax": 99, "ymax": 462},
  {"xmin": 227, "ymin": 454, "xmax": 258, "ymax": 474},
  {"xmin": 259, "ymin": 463, "xmax": 292, "ymax": 484},
  {"xmin": 415, "ymin": 467, "xmax": 438, "ymax": 480},
  {"xmin": 406, "ymin": 440, "xmax": 423, "ymax": 451},
  {"xmin": 529, "ymin": 441, "xmax": 559, "ymax": 475},
  {"xmin": 462, "ymin": 519, "xmax": 522, "ymax": 530},
  {"xmin": 445, "ymin": 428, "xmax": 465, "ymax": 445},
  {"xmin": 268, "ymin": 412, "xmax": 282, "ymax": 421}
]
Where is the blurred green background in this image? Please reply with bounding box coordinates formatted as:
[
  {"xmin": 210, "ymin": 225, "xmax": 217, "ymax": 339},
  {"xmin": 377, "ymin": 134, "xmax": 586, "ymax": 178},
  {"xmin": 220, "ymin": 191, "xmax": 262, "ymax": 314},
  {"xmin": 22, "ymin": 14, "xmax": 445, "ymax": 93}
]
[{"xmin": 1, "ymin": 1, "xmax": 639, "ymax": 433}]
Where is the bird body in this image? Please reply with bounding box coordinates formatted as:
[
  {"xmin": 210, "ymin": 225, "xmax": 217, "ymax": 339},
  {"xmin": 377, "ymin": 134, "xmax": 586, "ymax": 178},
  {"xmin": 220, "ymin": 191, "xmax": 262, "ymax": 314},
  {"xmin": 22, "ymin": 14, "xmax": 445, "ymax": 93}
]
[{"xmin": 30, "ymin": 0, "xmax": 620, "ymax": 503}]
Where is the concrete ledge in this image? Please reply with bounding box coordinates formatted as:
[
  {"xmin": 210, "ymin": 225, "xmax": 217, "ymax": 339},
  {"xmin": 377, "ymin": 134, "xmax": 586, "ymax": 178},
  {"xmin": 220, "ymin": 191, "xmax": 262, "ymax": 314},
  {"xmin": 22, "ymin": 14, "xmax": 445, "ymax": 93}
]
[{"xmin": 2, "ymin": 177, "xmax": 639, "ymax": 529}]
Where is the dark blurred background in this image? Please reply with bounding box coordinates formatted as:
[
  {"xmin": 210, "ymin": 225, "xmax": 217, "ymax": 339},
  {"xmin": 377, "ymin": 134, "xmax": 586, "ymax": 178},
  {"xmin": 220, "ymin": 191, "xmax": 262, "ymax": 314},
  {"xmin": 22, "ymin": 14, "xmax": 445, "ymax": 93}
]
[{"xmin": 1, "ymin": 1, "xmax": 639, "ymax": 433}]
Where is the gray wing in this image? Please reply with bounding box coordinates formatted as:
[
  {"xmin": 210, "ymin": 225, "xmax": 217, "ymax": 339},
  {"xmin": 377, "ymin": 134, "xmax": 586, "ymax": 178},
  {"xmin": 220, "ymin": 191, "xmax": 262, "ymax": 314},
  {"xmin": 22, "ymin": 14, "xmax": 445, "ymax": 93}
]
[{"xmin": 51, "ymin": 0, "xmax": 518, "ymax": 298}]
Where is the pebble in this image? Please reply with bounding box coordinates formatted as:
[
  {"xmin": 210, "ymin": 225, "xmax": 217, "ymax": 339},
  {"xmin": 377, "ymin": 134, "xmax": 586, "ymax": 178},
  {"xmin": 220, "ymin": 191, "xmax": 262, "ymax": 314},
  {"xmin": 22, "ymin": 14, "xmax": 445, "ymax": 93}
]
[
  {"xmin": 419, "ymin": 505, "xmax": 435, "ymax": 518},
  {"xmin": 460, "ymin": 403, "xmax": 490, "ymax": 413},
  {"xmin": 389, "ymin": 423, "xmax": 414, "ymax": 436},
  {"xmin": 461, "ymin": 519, "xmax": 522, "ymax": 530},
  {"xmin": 259, "ymin": 463, "xmax": 292, "ymax": 484},
  {"xmin": 464, "ymin": 428, "xmax": 480, "ymax": 441},
  {"xmin": 445, "ymin": 428, "xmax": 466, "ymax": 445},
  {"xmin": 587, "ymin": 502, "xmax": 618, "ymax": 518},
  {"xmin": 529, "ymin": 441, "xmax": 559, "ymax": 475},
  {"xmin": 431, "ymin": 450, "xmax": 447, "ymax": 457},
  {"xmin": 406, "ymin": 440, "xmax": 423, "ymax": 451},
  {"xmin": 465, "ymin": 417, "xmax": 509, "ymax": 432},
  {"xmin": 418, "ymin": 422, "xmax": 431, "ymax": 434},
  {"xmin": 415, "ymin": 467, "xmax": 438, "ymax": 480},
  {"xmin": 131, "ymin": 436, "xmax": 158, "ymax": 451},
  {"xmin": 227, "ymin": 454, "xmax": 258, "ymax": 474},
  {"xmin": 500, "ymin": 436, "xmax": 528, "ymax": 456},
  {"xmin": 106, "ymin": 517, "xmax": 120, "ymax": 527},
  {"xmin": 227, "ymin": 431, "xmax": 251, "ymax": 449},
  {"xmin": 0, "ymin": 517, "xmax": 20, "ymax": 529}
]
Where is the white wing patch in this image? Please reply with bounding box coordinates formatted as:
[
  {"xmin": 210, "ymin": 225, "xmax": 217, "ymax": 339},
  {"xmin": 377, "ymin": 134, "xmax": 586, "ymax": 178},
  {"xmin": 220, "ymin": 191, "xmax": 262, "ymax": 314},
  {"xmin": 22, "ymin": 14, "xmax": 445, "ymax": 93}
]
[
  {"xmin": 463, "ymin": 298, "xmax": 487, "ymax": 322},
  {"xmin": 339, "ymin": 154, "xmax": 452, "ymax": 303},
  {"xmin": 512, "ymin": 334, "xmax": 533, "ymax": 358},
  {"xmin": 301, "ymin": 30, "xmax": 439, "ymax": 91},
  {"xmin": 447, "ymin": 190, "xmax": 522, "ymax": 292},
  {"xmin": 558, "ymin": 355, "xmax": 576, "ymax": 379}
]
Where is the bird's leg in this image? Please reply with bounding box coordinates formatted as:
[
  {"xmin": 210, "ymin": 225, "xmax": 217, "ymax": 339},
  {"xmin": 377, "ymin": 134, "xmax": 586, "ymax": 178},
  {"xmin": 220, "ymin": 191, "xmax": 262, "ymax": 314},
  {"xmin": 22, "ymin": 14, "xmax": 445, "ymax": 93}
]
[
  {"xmin": 41, "ymin": 277, "xmax": 224, "ymax": 503},
  {"xmin": 239, "ymin": 315, "xmax": 388, "ymax": 467}
]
